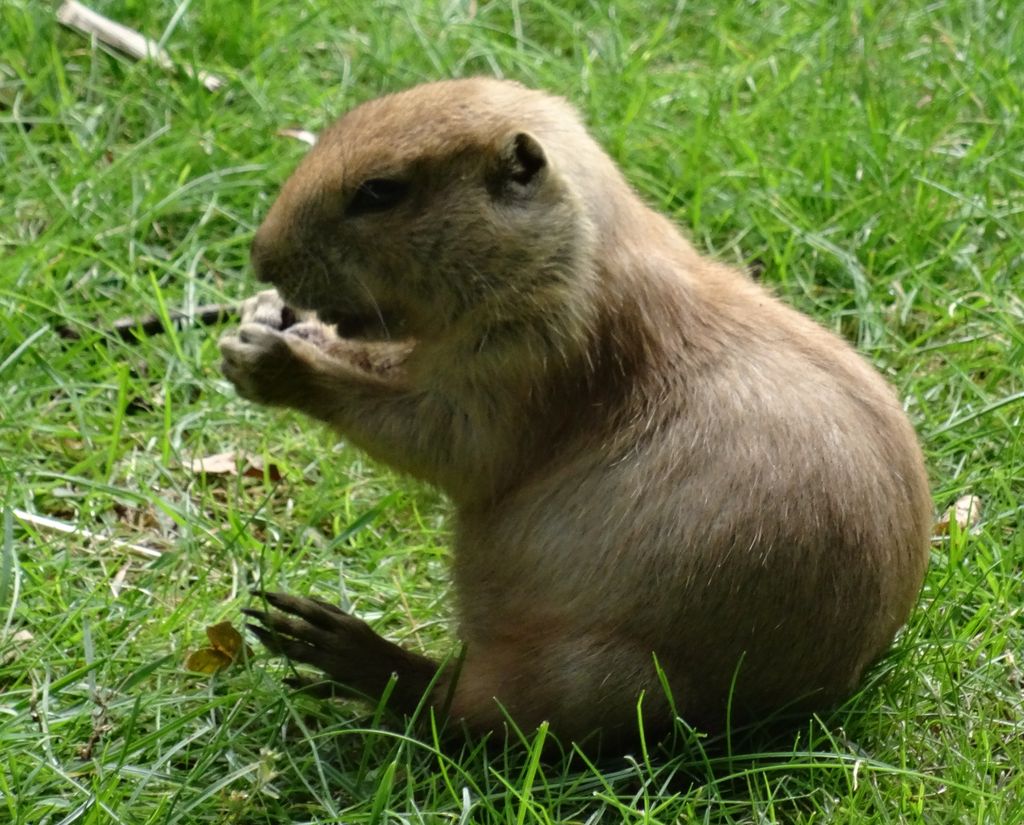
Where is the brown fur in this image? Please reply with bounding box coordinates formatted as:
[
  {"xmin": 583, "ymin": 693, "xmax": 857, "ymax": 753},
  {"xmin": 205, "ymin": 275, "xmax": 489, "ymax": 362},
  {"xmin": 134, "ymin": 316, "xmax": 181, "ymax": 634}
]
[{"xmin": 220, "ymin": 78, "xmax": 932, "ymax": 745}]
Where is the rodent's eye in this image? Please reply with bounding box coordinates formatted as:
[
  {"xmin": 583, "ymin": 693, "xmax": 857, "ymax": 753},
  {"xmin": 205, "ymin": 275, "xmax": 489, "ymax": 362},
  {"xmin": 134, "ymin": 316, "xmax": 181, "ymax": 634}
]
[{"xmin": 347, "ymin": 178, "xmax": 410, "ymax": 217}]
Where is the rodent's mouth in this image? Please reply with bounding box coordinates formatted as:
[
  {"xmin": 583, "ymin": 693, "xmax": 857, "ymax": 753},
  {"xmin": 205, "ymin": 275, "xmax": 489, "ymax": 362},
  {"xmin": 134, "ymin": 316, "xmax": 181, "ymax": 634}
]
[
  {"xmin": 268, "ymin": 284, "xmax": 391, "ymax": 338},
  {"xmin": 320, "ymin": 307, "xmax": 401, "ymax": 340}
]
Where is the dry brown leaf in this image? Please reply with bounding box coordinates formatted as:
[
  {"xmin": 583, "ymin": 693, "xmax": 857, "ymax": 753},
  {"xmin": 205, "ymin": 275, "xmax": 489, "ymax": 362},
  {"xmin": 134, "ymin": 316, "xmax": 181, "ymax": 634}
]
[
  {"xmin": 185, "ymin": 621, "xmax": 249, "ymax": 674},
  {"xmin": 189, "ymin": 451, "xmax": 242, "ymax": 475},
  {"xmin": 240, "ymin": 455, "xmax": 283, "ymax": 482},
  {"xmin": 933, "ymin": 494, "xmax": 983, "ymax": 536},
  {"xmin": 188, "ymin": 451, "xmax": 282, "ymax": 482}
]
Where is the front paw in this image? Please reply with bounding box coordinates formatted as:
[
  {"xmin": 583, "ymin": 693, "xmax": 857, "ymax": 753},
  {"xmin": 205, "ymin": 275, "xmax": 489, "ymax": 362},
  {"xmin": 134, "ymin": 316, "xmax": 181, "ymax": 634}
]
[
  {"xmin": 219, "ymin": 323, "xmax": 313, "ymax": 406},
  {"xmin": 240, "ymin": 290, "xmax": 337, "ymax": 349}
]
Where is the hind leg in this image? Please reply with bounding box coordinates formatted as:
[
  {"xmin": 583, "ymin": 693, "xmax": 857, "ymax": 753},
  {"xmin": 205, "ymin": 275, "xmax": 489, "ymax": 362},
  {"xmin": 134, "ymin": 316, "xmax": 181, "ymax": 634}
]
[
  {"xmin": 444, "ymin": 626, "xmax": 675, "ymax": 746},
  {"xmin": 246, "ymin": 593, "xmax": 673, "ymax": 745},
  {"xmin": 243, "ymin": 592, "xmax": 439, "ymax": 712}
]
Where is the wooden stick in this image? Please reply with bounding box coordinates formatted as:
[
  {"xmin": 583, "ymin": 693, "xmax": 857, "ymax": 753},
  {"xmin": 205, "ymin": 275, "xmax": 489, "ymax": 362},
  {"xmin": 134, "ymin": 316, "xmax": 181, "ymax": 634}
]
[
  {"xmin": 56, "ymin": 0, "xmax": 224, "ymax": 92},
  {"xmin": 13, "ymin": 509, "xmax": 164, "ymax": 560},
  {"xmin": 55, "ymin": 302, "xmax": 237, "ymax": 343}
]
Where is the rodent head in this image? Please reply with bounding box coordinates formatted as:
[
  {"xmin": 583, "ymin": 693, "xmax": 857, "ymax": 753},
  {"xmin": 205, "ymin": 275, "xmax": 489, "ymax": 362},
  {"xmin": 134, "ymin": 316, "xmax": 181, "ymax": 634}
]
[{"xmin": 251, "ymin": 79, "xmax": 599, "ymax": 344}]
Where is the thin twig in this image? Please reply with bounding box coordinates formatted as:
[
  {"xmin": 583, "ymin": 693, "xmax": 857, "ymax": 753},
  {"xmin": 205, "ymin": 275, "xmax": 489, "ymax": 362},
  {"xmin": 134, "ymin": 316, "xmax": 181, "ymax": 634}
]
[
  {"xmin": 276, "ymin": 127, "xmax": 318, "ymax": 147},
  {"xmin": 13, "ymin": 509, "xmax": 164, "ymax": 560},
  {"xmin": 56, "ymin": 0, "xmax": 224, "ymax": 92},
  {"xmin": 56, "ymin": 303, "xmax": 236, "ymax": 343}
]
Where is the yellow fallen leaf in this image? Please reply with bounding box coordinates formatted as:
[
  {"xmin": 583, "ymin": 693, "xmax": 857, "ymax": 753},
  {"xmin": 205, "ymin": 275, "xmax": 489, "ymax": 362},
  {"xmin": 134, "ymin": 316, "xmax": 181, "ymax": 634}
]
[
  {"xmin": 185, "ymin": 647, "xmax": 234, "ymax": 674},
  {"xmin": 185, "ymin": 621, "xmax": 248, "ymax": 674},
  {"xmin": 206, "ymin": 621, "xmax": 245, "ymax": 658}
]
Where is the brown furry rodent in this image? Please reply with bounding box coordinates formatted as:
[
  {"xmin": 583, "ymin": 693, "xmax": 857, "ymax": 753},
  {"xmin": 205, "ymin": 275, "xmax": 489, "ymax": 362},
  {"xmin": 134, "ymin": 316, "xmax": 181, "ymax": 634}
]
[{"xmin": 220, "ymin": 78, "xmax": 931, "ymax": 746}]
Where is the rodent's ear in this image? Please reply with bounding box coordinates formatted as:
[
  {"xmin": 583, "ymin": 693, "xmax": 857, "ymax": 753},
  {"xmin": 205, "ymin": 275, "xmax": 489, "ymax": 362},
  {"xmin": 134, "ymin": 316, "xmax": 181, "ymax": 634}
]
[{"xmin": 492, "ymin": 132, "xmax": 547, "ymax": 197}]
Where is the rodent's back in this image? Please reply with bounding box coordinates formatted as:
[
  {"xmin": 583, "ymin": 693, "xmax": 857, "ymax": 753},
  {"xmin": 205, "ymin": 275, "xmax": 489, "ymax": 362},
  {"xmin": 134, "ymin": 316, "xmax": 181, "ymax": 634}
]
[{"xmin": 453, "ymin": 254, "xmax": 931, "ymax": 723}]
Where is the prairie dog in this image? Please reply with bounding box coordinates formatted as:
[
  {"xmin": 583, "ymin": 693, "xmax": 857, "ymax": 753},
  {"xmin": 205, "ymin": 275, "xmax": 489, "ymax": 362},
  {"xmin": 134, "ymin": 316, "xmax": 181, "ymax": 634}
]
[{"xmin": 220, "ymin": 78, "xmax": 931, "ymax": 745}]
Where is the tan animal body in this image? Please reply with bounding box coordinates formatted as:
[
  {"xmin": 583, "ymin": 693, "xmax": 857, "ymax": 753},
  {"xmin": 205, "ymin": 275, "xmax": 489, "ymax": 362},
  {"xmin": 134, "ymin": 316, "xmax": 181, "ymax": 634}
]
[{"xmin": 220, "ymin": 78, "xmax": 931, "ymax": 745}]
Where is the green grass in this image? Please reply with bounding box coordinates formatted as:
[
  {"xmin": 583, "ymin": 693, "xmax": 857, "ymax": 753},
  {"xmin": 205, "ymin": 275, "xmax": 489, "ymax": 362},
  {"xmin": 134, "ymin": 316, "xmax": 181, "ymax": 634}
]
[{"xmin": 2, "ymin": 0, "xmax": 1022, "ymax": 821}]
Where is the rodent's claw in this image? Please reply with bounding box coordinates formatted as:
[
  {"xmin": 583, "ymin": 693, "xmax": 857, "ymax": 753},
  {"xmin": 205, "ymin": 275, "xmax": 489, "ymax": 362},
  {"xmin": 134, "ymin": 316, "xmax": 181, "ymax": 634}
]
[
  {"xmin": 241, "ymin": 607, "xmax": 335, "ymax": 650},
  {"xmin": 245, "ymin": 592, "xmax": 375, "ymax": 641},
  {"xmin": 242, "ymin": 593, "xmax": 382, "ymax": 685},
  {"xmin": 243, "ymin": 617, "xmax": 335, "ymax": 673},
  {"xmin": 257, "ymin": 589, "xmax": 351, "ymax": 622}
]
